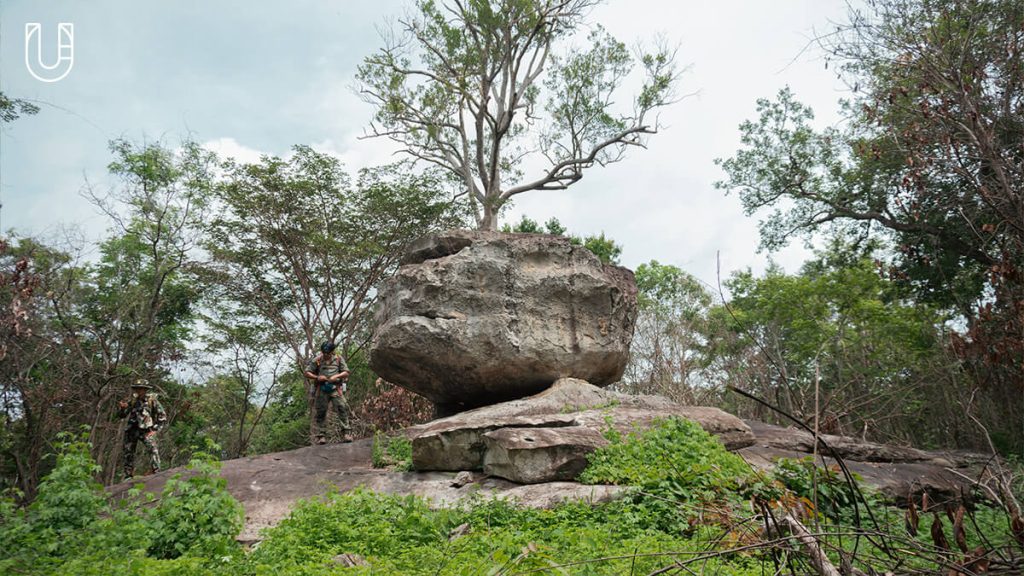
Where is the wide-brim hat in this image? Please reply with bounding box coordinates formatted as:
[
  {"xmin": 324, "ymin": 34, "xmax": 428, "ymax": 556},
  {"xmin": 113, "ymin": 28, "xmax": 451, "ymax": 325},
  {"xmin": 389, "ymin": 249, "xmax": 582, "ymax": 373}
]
[{"xmin": 130, "ymin": 379, "xmax": 153, "ymax": 390}]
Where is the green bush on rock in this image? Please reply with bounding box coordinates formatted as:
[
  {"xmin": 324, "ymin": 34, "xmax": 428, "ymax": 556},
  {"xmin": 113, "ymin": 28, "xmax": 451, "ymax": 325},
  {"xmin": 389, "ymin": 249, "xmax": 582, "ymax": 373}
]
[
  {"xmin": 580, "ymin": 417, "xmax": 752, "ymax": 498},
  {"xmin": 146, "ymin": 452, "xmax": 245, "ymax": 559}
]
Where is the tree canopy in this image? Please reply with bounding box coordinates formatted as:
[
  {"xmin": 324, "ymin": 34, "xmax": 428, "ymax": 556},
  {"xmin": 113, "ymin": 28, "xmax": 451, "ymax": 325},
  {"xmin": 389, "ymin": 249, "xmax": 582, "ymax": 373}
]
[
  {"xmin": 357, "ymin": 0, "xmax": 681, "ymax": 229},
  {"xmin": 716, "ymin": 0, "xmax": 1023, "ymax": 446}
]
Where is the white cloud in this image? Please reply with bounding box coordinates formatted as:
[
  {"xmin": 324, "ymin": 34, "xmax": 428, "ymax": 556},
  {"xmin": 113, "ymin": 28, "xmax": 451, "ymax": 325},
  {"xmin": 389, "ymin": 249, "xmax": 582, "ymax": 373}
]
[{"xmin": 201, "ymin": 137, "xmax": 266, "ymax": 165}]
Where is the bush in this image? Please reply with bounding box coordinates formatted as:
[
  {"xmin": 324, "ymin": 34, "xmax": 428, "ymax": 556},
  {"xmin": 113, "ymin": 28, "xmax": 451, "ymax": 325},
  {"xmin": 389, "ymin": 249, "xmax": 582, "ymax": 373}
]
[
  {"xmin": 580, "ymin": 417, "xmax": 752, "ymax": 499},
  {"xmin": 251, "ymin": 488, "xmax": 765, "ymax": 575},
  {"xmin": 146, "ymin": 452, "xmax": 245, "ymax": 559},
  {"xmin": 0, "ymin": 436, "xmax": 248, "ymax": 574},
  {"xmin": 372, "ymin": 431, "xmax": 413, "ymax": 471},
  {"xmin": 27, "ymin": 432, "xmax": 106, "ymax": 534}
]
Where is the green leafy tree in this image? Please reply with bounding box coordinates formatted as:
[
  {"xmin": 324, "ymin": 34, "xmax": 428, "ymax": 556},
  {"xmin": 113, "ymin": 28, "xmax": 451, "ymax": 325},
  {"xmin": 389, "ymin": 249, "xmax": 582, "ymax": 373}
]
[
  {"xmin": 2, "ymin": 140, "xmax": 214, "ymax": 491},
  {"xmin": 246, "ymin": 373, "xmax": 311, "ymax": 454},
  {"xmin": 623, "ymin": 261, "xmax": 714, "ymax": 402},
  {"xmin": 72, "ymin": 140, "xmax": 213, "ymax": 481},
  {"xmin": 503, "ymin": 215, "xmax": 622, "ymax": 264},
  {"xmin": 715, "ymin": 0, "xmax": 1024, "ymax": 451},
  {"xmin": 203, "ymin": 149, "xmax": 463, "ymax": 443},
  {"xmin": 710, "ymin": 245, "xmax": 969, "ymax": 447},
  {"xmin": 195, "ymin": 317, "xmax": 287, "ymax": 459},
  {"xmin": 357, "ymin": 0, "xmax": 681, "ymax": 230}
]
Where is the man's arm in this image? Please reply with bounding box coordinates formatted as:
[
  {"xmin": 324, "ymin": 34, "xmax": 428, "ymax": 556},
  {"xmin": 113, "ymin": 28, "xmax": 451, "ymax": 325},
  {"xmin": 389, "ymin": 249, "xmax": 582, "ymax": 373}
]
[
  {"xmin": 304, "ymin": 356, "xmax": 327, "ymax": 381},
  {"xmin": 153, "ymin": 398, "xmax": 168, "ymax": 428}
]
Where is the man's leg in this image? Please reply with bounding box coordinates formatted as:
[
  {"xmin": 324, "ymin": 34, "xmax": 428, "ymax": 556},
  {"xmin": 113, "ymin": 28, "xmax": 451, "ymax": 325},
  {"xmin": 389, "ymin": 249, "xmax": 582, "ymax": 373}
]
[
  {"xmin": 141, "ymin": 431, "xmax": 161, "ymax": 473},
  {"xmin": 122, "ymin": 428, "xmax": 138, "ymax": 479},
  {"xmin": 314, "ymin": 392, "xmax": 329, "ymax": 444},
  {"xmin": 331, "ymin": 393, "xmax": 352, "ymax": 441}
]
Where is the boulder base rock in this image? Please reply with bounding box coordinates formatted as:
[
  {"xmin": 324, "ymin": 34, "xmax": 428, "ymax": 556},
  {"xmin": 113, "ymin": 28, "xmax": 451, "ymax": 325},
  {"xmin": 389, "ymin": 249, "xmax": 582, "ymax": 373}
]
[
  {"xmin": 407, "ymin": 378, "xmax": 755, "ymax": 480},
  {"xmin": 370, "ymin": 230, "xmax": 638, "ymax": 412},
  {"xmin": 483, "ymin": 427, "xmax": 609, "ymax": 484},
  {"xmin": 108, "ymin": 397, "xmax": 995, "ymax": 542}
]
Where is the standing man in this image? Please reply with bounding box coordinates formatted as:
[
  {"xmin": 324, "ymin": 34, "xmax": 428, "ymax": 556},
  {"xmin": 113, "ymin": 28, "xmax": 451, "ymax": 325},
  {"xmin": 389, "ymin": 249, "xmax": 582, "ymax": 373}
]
[
  {"xmin": 118, "ymin": 378, "xmax": 167, "ymax": 480},
  {"xmin": 304, "ymin": 341, "xmax": 352, "ymax": 444}
]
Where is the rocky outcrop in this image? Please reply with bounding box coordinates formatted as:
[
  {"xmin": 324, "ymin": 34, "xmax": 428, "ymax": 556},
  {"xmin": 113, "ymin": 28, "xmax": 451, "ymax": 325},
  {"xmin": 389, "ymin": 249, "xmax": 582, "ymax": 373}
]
[
  {"xmin": 369, "ymin": 230, "xmax": 638, "ymax": 413},
  {"xmin": 108, "ymin": 439, "xmax": 627, "ymax": 544},
  {"xmin": 737, "ymin": 420, "xmax": 989, "ymax": 505},
  {"xmin": 108, "ymin": 408, "xmax": 993, "ymax": 543},
  {"xmin": 407, "ymin": 378, "xmax": 755, "ymax": 479}
]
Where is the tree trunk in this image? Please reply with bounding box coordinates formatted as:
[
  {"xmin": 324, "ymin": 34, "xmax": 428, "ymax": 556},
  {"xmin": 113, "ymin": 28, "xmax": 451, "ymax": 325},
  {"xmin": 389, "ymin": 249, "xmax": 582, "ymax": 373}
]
[{"xmin": 479, "ymin": 202, "xmax": 498, "ymax": 231}]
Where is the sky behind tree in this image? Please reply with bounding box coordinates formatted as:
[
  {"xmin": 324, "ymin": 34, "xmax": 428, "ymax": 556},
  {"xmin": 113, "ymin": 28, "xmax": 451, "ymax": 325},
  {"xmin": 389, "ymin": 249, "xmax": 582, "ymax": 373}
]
[{"xmin": 1, "ymin": 0, "xmax": 855, "ymax": 289}]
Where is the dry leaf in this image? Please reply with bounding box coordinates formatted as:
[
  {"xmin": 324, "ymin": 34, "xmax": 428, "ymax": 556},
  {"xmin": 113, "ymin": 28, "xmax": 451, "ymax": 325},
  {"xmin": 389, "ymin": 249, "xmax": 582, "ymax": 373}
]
[
  {"xmin": 931, "ymin": 513, "xmax": 949, "ymax": 551},
  {"xmin": 953, "ymin": 506, "xmax": 967, "ymax": 553},
  {"xmin": 1011, "ymin": 513, "xmax": 1024, "ymax": 549},
  {"xmin": 905, "ymin": 498, "xmax": 919, "ymax": 536}
]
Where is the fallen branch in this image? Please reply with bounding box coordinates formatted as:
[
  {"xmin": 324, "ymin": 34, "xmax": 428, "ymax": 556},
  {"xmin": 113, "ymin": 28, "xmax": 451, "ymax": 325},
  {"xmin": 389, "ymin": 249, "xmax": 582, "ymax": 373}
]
[{"xmin": 766, "ymin": 513, "xmax": 842, "ymax": 576}]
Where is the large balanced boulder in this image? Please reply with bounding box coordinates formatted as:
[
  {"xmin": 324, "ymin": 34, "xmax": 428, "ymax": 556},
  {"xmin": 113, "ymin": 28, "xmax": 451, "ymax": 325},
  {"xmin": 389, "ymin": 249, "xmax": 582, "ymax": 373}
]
[{"xmin": 370, "ymin": 230, "xmax": 638, "ymax": 413}]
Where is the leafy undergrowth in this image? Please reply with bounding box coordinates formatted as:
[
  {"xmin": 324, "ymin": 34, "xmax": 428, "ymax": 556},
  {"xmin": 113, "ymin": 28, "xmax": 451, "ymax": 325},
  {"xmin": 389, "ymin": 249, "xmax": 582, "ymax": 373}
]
[
  {"xmin": 3, "ymin": 422, "xmax": 1021, "ymax": 575},
  {"xmin": 371, "ymin": 431, "xmax": 413, "ymax": 472}
]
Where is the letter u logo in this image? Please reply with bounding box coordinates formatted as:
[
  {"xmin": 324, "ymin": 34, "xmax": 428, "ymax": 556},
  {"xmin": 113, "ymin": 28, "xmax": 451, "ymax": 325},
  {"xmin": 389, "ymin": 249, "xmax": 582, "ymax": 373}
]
[{"xmin": 25, "ymin": 22, "xmax": 74, "ymax": 83}]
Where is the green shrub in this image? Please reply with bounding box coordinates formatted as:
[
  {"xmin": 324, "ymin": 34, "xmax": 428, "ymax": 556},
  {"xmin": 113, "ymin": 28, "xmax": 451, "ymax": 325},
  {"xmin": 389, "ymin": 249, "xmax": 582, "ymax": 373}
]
[
  {"xmin": 251, "ymin": 488, "xmax": 766, "ymax": 575},
  {"xmin": 28, "ymin": 433, "xmax": 106, "ymax": 534},
  {"xmin": 371, "ymin": 431, "xmax": 413, "ymax": 471},
  {"xmin": 252, "ymin": 488, "xmax": 451, "ymax": 569},
  {"xmin": 146, "ymin": 452, "xmax": 244, "ymax": 559},
  {"xmin": 579, "ymin": 417, "xmax": 751, "ymax": 499}
]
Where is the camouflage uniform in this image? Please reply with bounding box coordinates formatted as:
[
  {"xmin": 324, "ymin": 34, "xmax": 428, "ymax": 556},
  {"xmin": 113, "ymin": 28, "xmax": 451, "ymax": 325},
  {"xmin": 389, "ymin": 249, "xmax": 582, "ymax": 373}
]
[
  {"xmin": 119, "ymin": 388, "xmax": 167, "ymax": 478},
  {"xmin": 306, "ymin": 352, "xmax": 352, "ymax": 442}
]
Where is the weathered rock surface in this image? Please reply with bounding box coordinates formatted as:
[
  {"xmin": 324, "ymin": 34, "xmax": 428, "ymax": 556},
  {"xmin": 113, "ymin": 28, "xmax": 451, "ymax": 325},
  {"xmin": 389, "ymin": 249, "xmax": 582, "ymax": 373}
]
[
  {"xmin": 107, "ymin": 408, "xmax": 993, "ymax": 544},
  {"xmin": 108, "ymin": 439, "xmax": 626, "ymax": 543},
  {"xmin": 483, "ymin": 427, "xmax": 609, "ymax": 484},
  {"xmin": 737, "ymin": 420, "xmax": 988, "ymax": 505},
  {"xmin": 408, "ymin": 377, "xmax": 756, "ymax": 478},
  {"xmin": 370, "ymin": 230, "xmax": 638, "ymax": 412}
]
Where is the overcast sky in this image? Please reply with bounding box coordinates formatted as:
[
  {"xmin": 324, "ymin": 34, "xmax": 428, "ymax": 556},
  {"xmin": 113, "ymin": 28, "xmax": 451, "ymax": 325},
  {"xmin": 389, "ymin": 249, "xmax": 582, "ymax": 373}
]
[{"xmin": 1, "ymin": 0, "xmax": 855, "ymax": 290}]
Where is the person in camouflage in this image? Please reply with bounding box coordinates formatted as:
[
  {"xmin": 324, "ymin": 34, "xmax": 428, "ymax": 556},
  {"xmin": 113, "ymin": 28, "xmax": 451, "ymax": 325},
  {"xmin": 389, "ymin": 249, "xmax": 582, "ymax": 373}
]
[
  {"xmin": 118, "ymin": 379, "xmax": 167, "ymax": 480},
  {"xmin": 304, "ymin": 341, "xmax": 352, "ymax": 444}
]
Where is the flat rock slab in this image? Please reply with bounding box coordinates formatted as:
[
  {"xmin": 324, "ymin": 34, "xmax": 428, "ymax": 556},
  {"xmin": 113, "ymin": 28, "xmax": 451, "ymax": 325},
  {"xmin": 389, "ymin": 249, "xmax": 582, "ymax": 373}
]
[
  {"xmin": 408, "ymin": 378, "xmax": 756, "ymax": 478},
  {"xmin": 483, "ymin": 427, "xmax": 609, "ymax": 484},
  {"xmin": 370, "ymin": 230, "xmax": 638, "ymax": 412},
  {"xmin": 737, "ymin": 420, "xmax": 990, "ymax": 505},
  {"xmin": 107, "ymin": 438, "xmax": 626, "ymax": 543}
]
